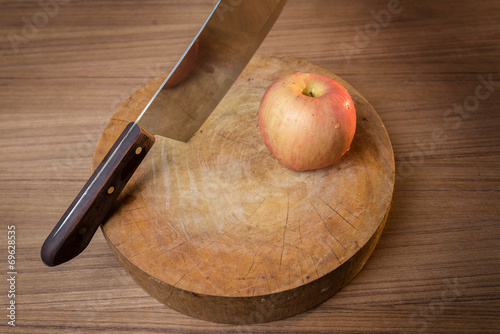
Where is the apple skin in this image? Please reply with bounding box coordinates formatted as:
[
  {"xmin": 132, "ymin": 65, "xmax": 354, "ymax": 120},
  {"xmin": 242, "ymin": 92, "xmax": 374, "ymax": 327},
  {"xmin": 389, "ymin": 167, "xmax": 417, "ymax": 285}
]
[{"xmin": 257, "ymin": 72, "xmax": 356, "ymax": 171}]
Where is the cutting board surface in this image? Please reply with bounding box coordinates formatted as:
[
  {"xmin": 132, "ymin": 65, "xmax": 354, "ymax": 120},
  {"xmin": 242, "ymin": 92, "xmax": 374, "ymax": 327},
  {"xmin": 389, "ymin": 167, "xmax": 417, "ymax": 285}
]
[{"xmin": 92, "ymin": 54, "xmax": 394, "ymax": 323}]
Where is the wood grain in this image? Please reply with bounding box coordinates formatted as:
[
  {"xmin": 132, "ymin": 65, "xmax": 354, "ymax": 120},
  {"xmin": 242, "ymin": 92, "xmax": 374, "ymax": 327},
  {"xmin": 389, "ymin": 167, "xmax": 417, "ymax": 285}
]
[
  {"xmin": 1, "ymin": 0, "xmax": 499, "ymax": 332},
  {"xmin": 41, "ymin": 122, "xmax": 155, "ymax": 266},
  {"xmin": 90, "ymin": 54, "xmax": 394, "ymax": 323}
]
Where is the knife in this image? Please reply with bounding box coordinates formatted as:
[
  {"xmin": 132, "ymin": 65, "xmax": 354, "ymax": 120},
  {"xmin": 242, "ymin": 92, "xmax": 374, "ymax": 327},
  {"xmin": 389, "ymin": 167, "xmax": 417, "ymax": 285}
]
[{"xmin": 41, "ymin": 0, "xmax": 288, "ymax": 266}]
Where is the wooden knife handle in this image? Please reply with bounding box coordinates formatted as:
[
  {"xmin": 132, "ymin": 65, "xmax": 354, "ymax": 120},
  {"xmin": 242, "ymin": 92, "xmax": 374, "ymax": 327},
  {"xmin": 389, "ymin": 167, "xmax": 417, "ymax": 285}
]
[{"xmin": 41, "ymin": 122, "xmax": 155, "ymax": 266}]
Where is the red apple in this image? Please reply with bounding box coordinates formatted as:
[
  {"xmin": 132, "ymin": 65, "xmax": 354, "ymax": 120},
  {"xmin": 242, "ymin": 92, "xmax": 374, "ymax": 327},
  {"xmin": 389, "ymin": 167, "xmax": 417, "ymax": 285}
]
[{"xmin": 257, "ymin": 72, "xmax": 356, "ymax": 171}]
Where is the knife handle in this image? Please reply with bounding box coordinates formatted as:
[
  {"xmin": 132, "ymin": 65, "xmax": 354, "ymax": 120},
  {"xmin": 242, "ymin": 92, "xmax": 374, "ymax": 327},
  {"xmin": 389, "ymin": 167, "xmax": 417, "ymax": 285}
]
[{"xmin": 41, "ymin": 122, "xmax": 155, "ymax": 266}]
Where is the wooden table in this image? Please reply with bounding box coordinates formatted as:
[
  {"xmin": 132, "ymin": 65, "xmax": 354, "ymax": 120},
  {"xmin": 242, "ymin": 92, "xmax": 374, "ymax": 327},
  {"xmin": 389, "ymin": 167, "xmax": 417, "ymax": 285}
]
[{"xmin": 1, "ymin": 0, "xmax": 499, "ymax": 332}]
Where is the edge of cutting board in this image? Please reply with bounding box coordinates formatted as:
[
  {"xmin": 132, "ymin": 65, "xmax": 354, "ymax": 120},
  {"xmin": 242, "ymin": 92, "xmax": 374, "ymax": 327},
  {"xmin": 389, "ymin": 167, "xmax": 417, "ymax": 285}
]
[{"xmin": 91, "ymin": 54, "xmax": 395, "ymax": 324}]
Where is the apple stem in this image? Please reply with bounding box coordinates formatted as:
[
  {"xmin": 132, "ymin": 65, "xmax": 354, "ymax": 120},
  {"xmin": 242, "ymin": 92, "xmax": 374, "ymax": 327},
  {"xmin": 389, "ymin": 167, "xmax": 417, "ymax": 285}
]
[{"xmin": 302, "ymin": 87, "xmax": 315, "ymax": 97}]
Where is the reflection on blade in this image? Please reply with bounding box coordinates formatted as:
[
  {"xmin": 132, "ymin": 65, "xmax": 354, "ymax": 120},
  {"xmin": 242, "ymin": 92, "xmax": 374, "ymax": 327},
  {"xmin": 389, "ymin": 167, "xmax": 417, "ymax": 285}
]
[{"xmin": 137, "ymin": 0, "xmax": 287, "ymax": 142}]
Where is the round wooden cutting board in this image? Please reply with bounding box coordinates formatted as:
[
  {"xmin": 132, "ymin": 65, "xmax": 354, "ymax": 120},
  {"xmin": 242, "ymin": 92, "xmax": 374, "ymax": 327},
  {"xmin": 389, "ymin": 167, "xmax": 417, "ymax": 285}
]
[{"xmin": 91, "ymin": 54, "xmax": 395, "ymax": 324}]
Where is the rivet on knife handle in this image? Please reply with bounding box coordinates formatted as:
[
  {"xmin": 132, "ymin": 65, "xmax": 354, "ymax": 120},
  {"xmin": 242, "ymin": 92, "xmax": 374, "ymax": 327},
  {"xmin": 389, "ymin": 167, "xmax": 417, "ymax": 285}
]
[{"xmin": 41, "ymin": 122, "xmax": 155, "ymax": 266}]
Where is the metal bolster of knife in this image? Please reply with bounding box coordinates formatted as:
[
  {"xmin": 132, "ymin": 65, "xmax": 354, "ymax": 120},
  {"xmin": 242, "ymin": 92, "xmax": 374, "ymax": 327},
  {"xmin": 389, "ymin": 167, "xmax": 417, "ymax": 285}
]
[{"xmin": 41, "ymin": 122, "xmax": 155, "ymax": 266}]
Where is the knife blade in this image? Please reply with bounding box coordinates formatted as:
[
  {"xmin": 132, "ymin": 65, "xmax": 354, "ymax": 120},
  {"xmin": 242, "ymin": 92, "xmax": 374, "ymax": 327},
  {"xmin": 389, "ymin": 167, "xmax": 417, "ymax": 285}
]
[{"xmin": 41, "ymin": 0, "xmax": 288, "ymax": 266}]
